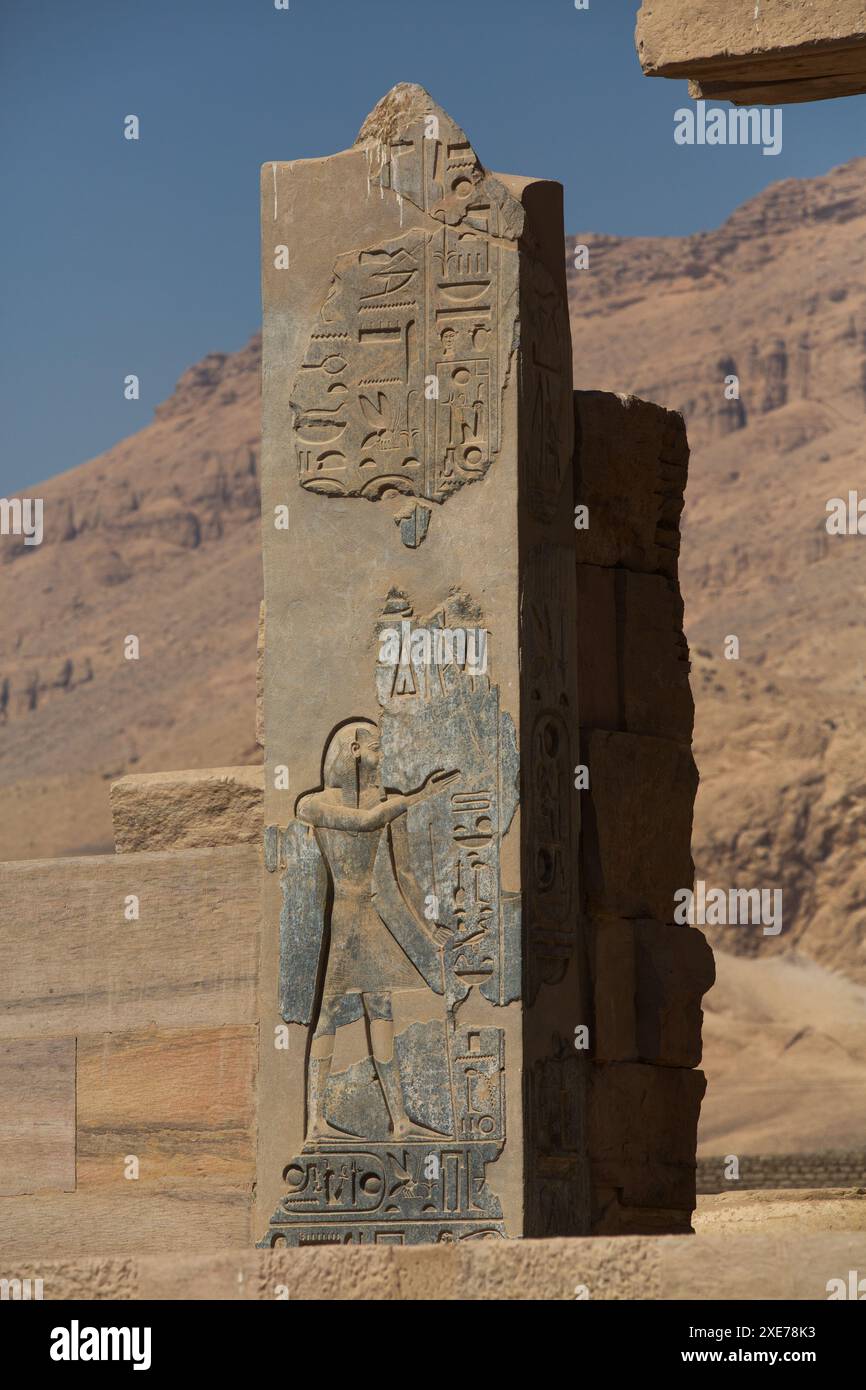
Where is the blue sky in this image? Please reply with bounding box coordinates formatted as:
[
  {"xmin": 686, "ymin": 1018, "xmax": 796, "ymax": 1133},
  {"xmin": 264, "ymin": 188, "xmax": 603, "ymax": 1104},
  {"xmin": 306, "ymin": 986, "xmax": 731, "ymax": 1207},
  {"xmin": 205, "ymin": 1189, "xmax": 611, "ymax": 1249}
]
[{"xmin": 2, "ymin": 0, "xmax": 864, "ymax": 495}]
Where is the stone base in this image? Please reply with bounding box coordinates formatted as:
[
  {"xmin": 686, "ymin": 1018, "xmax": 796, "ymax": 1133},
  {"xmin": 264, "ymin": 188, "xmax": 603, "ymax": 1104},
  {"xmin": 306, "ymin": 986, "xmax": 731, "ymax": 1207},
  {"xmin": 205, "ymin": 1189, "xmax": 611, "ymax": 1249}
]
[{"xmin": 14, "ymin": 1224, "xmax": 865, "ymax": 1300}]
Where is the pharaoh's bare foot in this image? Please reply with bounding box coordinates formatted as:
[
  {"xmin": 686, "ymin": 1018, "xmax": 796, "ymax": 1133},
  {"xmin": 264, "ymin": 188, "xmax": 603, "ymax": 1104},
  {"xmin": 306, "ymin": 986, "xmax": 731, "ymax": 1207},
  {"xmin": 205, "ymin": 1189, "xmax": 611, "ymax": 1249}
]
[
  {"xmin": 392, "ymin": 1118, "xmax": 448, "ymax": 1141},
  {"xmin": 303, "ymin": 1120, "xmax": 348, "ymax": 1149}
]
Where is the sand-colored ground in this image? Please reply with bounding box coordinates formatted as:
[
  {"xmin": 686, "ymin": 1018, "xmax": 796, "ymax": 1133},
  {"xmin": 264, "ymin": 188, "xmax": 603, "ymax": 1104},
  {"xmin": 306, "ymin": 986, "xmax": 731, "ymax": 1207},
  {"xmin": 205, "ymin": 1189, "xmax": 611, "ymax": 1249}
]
[
  {"xmin": 695, "ymin": 1188, "xmax": 866, "ymax": 1235},
  {"xmin": 701, "ymin": 949, "xmax": 866, "ymax": 1153}
]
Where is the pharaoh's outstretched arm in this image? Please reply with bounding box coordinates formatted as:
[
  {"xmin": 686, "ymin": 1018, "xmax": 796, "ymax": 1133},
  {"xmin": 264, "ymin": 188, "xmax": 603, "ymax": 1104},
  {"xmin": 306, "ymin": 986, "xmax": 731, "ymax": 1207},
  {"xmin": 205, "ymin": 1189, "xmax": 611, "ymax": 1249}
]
[
  {"xmin": 296, "ymin": 792, "xmax": 403, "ymax": 832},
  {"xmin": 296, "ymin": 772, "xmax": 457, "ymax": 833}
]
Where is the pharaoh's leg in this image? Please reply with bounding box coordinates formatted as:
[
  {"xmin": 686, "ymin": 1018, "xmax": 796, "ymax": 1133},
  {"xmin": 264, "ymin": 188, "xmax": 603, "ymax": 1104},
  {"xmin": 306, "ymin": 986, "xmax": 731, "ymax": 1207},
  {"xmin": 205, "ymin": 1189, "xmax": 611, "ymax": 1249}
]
[
  {"xmin": 366, "ymin": 993, "xmax": 445, "ymax": 1140},
  {"xmin": 305, "ymin": 1002, "xmax": 342, "ymax": 1143}
]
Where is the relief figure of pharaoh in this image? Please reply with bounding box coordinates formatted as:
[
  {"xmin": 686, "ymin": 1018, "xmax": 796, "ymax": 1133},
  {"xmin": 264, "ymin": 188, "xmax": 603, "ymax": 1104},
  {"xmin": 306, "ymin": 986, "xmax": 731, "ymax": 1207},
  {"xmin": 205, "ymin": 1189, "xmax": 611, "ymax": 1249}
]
[{"xmin": 296, "ymin": 719, "xmax": 456, "ymax": 1145}]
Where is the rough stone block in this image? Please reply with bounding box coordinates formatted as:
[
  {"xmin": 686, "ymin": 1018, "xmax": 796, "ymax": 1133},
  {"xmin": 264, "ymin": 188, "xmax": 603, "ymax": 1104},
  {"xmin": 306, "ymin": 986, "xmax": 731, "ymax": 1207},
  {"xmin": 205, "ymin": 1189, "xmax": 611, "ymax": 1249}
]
[
  {"xmin": 110, "ymin": 767, "xmax": 264, "ymax": 852},
  {"xmin": 636, "ymin": 0, "xmax": 866, "ymax": 105},
  {"xmin": 576, "ymin": 565, "xmax": 693, "ymax": 742},
  {"xmin": 574, "ymin": 391, "xmax": 687, "ymax": 579},
  {"xmin": 575, "ymin": 563, "xmax": 618, "ymax": 731},
  {"xmin": 581, "ymin": 729, "xmax": 697, "ymax": 922},
  {"xmin": 76, "ymin": 1026, "xmax": 256, "ymax": 1189},
  {"xmin": 0, "ymin": 1190, "xmax": 251, "ymax": 1262},
  {"xmin": 588, "ymin": 1062, "xmax": 706, "ymax": 1225},
  {"xmin": 622, "ymin": 571, "xmax": 693, "ymax": 742},
  {"xmin": 0, "ymin": 1038, "xmax": 76, "ymax": 1195},
  {"xmin": 26, "ymin": 1230, "xmax": 866, "ymax": 1301},
  {"xmin": 0, "ymin": 846, "xmax": 259, "ymax": 1038},
  {"xmin": 593, "ymin": 919, "xmax": 714, "ymax": 1068}
]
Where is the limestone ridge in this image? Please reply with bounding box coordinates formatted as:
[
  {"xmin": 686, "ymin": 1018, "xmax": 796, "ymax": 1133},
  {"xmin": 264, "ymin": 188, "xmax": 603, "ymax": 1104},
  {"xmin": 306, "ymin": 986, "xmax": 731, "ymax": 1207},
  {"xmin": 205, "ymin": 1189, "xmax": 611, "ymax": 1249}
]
[{"xmin": 568, "ymin": 157, "xmax": 866, "ymax": 442}]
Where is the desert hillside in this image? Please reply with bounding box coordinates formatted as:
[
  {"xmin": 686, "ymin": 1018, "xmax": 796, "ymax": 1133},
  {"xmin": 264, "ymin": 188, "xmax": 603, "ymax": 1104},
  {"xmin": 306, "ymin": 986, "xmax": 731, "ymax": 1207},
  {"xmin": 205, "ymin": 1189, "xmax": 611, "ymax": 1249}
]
[
  {"xmin": 569, "ymin": 155, "xmax": 866, "ymax": 987},
  {"xmin": 3, "ymin": 159, "xmax": 866, "ymax": 1155},
  {"xmin": 699, "ymin": 947, "xmax": 866, "ymax": 1156},
  {"xmin": 0, "ymin": 338, "xmax": 264, "ymax": 857}
]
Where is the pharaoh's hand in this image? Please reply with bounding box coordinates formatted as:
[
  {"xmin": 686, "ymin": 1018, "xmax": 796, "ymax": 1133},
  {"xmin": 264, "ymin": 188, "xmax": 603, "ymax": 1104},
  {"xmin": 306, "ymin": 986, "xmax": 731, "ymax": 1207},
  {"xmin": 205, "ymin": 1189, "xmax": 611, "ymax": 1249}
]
[
  {"xmin": 407, "ymin": 768, "xmax": 459, "ymax": 806},
  {"xmin": 431, "ymin": 923, "xmax": 453, "ymax": 947}
]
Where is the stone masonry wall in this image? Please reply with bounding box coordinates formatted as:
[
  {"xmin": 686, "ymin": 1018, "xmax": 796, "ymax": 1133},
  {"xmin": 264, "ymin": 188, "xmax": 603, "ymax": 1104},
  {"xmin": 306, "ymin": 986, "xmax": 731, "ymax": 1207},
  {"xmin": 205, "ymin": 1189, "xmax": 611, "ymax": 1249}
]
[
  {"xmin": 698, "ymin": 1152, "xmax": 866, "ymax": 1194},
  {"xmin": 574, "ymin": 390, "xmax": 715, "ymax": 1235}
]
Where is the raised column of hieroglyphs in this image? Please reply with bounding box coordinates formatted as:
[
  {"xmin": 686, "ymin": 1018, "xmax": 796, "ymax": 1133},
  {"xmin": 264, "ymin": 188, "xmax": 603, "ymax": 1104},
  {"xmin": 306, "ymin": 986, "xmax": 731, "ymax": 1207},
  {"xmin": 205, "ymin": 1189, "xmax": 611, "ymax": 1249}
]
[{"xmin": 257, "ymin": 84, "xmax": 584, "ymax": 1245}]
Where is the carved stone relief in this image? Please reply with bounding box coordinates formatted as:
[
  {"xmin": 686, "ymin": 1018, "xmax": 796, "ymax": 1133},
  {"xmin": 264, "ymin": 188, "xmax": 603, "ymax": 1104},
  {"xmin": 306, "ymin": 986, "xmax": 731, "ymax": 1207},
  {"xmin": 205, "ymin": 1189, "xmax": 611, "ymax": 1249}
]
[
  {"xmin": 260, "ymin": 599, "xmax": 518, "ymax": 1245},
  {"xmin": 521, "ymin": 543, "xmax": 579, "ymax": 1003},
  {"xmin": 291, "ymin": 102, "xmax": 524, "ymax": 544}
]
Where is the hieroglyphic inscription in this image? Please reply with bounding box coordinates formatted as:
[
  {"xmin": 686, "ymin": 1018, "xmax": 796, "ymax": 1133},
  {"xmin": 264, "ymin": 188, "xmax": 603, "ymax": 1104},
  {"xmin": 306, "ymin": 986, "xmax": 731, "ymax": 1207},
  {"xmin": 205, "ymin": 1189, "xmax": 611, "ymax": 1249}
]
[
  {"xmin": 526, "ymin": 1042, "xmax": 590, "ymax": 1239},
  {"xmin": 291, "ymin": 105, "xmax": 523, "ymax": 542},
  {"xmin": 520, "ymin": 255, "xmax": 573, "ymax": 523},
  {"xmin": 522, "ymin": 544, "xmax": 579, "ymax": 1002},
  {"xmin": 375, "ymin": 602, "xmax": 520, "ymax": 1011},
  {"xmin": 264, "ymin": 1144, "xmax": 504, "ymax": 1247},
  {"xmin": 292, "ymin": 224, "xmax": 513, "ymax": 514}
]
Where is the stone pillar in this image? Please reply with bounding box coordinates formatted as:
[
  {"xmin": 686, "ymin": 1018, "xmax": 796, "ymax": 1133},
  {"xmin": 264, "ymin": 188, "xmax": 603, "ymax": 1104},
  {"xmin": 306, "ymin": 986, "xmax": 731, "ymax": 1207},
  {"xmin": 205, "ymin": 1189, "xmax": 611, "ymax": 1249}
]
[
  {"xmin": 257, "ymin": 84, "xmax": 587, "ymax": 1244},
  {"xmin": 573, "ymin": 391, "xmax": 715, "ymax": 1234}
]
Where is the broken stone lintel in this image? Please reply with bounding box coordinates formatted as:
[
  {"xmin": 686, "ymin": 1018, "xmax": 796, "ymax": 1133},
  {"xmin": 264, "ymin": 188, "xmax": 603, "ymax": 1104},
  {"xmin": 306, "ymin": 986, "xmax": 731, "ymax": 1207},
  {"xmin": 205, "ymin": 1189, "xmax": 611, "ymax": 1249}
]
[{"xmin": 635, "ymin": 0, "xmax": 866, "ymax": 105}]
